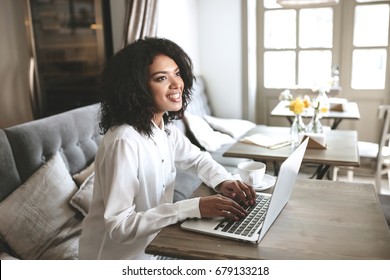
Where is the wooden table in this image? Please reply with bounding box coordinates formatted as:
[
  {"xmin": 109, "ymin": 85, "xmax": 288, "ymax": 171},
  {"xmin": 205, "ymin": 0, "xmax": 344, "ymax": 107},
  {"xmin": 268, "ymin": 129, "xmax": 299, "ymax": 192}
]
[
  {"xmin": 146, "ymin": 179, "xmax": 390, "ymax": 259},
  {"xmin": 271, "ymin": 100, "xmax": 360, "ymax": 129},
  {"xmin": 223, "ymin": 125, "xmax": 359, "ymax": 179}
]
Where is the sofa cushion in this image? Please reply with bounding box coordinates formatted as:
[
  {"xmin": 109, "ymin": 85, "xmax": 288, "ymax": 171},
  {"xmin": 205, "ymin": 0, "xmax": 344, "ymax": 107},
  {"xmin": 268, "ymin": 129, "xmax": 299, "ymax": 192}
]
[
  {"xmin": 184, "ymin": 112, "xmax": 235, "ymax": 152},
  {"xmin": 0, "ymin": 153, "xmax": 79, "ymax": 259},
  {"xmin": 4, "ymin": 104, "xmax": 101, "ymax": 183},
  {"xmin": 187, "ymin": 76, "xmax": 212, "ymax": 117},
  {"xmin": 0, "ymin": 251, "xmax": 19, "ymax": 260},
  {"xmin": 38, "ymin": 218, "xmax": 81, "ymax": 260},
  {"xmin": 73, "ymin": 162, "xmax": 94, "ymax": 187},
  {"xmin": 0, "ymin": 130, "xmax": 21, "ymax": 201},
  {"xmin": 174, "ymin": 170, "xmax": 203, "ymax": 202},
  {"xmin": 70, "ymin": 173, "xmax": 94, "ymax": 216},
  {"xmin": 203, "ymin": 115, "xmax": 256, "ymax": 139}
]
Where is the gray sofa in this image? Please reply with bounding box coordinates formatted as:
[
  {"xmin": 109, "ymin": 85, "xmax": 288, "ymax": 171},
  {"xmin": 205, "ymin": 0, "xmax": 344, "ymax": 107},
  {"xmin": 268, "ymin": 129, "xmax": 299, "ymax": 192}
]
[
  {"xmin": 0, "ymin": 104, "xmax": 101, "ymax": 259},
  {"xmin": 0, "ymin": 76, "xmax": 249, "ymax": 259}
]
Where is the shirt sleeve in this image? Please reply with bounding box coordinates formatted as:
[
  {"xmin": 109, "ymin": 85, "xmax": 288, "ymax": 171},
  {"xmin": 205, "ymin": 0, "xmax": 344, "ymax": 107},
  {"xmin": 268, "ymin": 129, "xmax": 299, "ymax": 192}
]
[
  {"xmin": 170, "ymin": 125, "xmax": 234, "ymax": 189},
  {"xmin": 98, "ymin": 137, "xmax": 201, "ymax": 245}
]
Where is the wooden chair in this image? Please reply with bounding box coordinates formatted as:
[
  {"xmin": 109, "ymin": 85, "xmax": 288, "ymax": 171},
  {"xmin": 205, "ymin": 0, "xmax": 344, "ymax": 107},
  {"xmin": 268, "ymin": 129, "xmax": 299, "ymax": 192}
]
[{"xmin": 333, "ymin": 105, "xmax": 390, "ymax": 194}]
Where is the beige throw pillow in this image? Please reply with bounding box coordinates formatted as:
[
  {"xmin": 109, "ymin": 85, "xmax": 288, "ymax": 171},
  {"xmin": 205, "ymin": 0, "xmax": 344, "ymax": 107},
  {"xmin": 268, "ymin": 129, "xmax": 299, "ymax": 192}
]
[
  {"xmin": 184, "ymin": 112, "xmax": 235, "ymax": 152},
  {"xmin": 0, "ymin": 153, "xmax": 78, "ymax": 259},
  {"xmin": 72, "ymin": 162, "xmax": 94, "ymax": 186},
  {"xmin": 70, "ymin": 173, "xmax": 94, "ymax": 216},
  {"xmin": 203, "ymin": 115, "xmax": 256, "ymax": 139}
]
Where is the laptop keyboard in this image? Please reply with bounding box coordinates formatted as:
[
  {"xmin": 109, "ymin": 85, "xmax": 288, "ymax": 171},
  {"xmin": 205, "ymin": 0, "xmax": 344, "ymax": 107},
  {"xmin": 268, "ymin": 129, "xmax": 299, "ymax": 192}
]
[{"xmin": 214, "ymin": 194, "xmax": 271, "ymax": 237}]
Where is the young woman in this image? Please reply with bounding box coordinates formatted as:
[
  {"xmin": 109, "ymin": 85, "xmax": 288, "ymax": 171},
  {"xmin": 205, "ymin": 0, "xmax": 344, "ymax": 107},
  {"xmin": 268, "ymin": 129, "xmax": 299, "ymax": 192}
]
[{"xmin": 79, "ymin": 37, "xmax": 256, "ymax": 259}]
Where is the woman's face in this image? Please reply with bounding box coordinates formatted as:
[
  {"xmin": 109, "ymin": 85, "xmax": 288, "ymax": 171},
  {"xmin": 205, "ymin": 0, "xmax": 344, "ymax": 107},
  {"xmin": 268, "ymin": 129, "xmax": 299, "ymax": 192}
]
[{"xmin": 148, "ymin": 54, "xmax": 184, "ymax": 118}]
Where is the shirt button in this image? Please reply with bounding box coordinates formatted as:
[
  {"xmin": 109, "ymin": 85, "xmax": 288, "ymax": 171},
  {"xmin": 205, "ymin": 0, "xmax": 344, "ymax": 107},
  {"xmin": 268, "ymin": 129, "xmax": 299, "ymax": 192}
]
[{"xmin": 162, "ymin": 159, "xmax": 164, "ymax": 163}]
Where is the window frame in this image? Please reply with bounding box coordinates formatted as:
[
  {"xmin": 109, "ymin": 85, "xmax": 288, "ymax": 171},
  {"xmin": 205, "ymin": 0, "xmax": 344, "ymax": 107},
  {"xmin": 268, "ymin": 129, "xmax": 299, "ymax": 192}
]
[{"xmin": 259, "ymin": 2, "xmax": 342, "ymax": 95}]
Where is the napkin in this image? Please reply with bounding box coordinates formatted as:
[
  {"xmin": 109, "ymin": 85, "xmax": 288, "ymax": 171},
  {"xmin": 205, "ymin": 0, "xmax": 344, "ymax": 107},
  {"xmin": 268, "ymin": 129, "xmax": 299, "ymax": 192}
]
[
  {"xmin": 240, "ymin": 133, "xmax": 291, "ymax": 149},
  {"xmin": 300, "ymin": 133, "xmax": 327, "ymax": 149},
  {"xmin": 329, "ymin": 98, "xmax": 347, "ymax": 112}
]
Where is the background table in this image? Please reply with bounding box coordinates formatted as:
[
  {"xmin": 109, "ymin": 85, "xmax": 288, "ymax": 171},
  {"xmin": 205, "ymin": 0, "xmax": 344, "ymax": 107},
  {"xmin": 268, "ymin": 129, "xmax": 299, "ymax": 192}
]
[
  {"xmin": 146, "ymin": 179, "xmax": 390, "ymax": 260},
  {"xmin": 223, "ymin": 125, "xmax": 359, "ymax": 179},
  {"xmin": 271, "ymin": 100, "xmax": 360, "ymax": 129}
]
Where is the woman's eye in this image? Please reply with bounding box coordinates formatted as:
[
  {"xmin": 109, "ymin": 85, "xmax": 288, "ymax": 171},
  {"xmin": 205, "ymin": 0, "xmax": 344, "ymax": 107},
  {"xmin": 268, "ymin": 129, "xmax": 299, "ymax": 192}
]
[
  {"xmin": 175, "ymin": 72, "xmax": 181, "ymax": 77},
  {"xmin": 156, "ymin": 76, "xmax": 166, "ymax": 82}
]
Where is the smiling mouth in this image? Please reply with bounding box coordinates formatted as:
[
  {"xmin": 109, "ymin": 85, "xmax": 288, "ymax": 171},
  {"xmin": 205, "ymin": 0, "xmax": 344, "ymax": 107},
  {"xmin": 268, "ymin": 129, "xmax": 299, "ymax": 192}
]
[{"xmin": 167, "ymin": 92, "xmax": 181, "ymax": 101}]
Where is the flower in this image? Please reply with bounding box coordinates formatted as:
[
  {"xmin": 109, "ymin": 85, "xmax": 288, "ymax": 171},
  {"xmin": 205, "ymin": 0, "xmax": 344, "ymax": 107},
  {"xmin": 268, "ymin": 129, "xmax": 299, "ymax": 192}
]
[
  {"xmin": 279, "ymin": 89, "xmax": 293, "ymax": 101},
  {"xmin": 289, "ymin": 97, "xmax": 305, "ymax": 115},
  {"xmin": 311, "ymin": 79, "xmax": 332, "ymax": 114},
  {"xmin": 311, "ymin": 89, "xmax": 330, "ymax": 117},
  {"xmin": 279, "ymin": 90, "xmax": 311, "ymax": 115},
  {"xmin": 279, "ymin": 89, "xmax": 311, "ymax": 115},
  {"xmin": 302, "ymin": 95, "xmax": 311, "ymax": 109},
  {"xmin": 312, "ymin": 99, "xmax": 329, "ymax": 115},
  {"xmin": 320, "ymin": 106, "xmax": 329, "ymax": 114}
]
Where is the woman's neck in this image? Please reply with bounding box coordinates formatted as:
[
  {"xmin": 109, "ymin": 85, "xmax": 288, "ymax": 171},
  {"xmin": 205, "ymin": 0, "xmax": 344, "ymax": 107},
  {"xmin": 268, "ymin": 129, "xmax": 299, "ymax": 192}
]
[{"xmin": 152, "ymin": 114, "xmax": 163, "ymax": 129}]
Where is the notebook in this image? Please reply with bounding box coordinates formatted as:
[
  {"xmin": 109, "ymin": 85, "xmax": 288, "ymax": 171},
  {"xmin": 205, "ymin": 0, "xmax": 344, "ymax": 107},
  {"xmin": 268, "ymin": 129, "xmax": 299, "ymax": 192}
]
[
  {"xmin": 180, "ymin": 137, "xmax": 309, "ymax": 243},
  {"xmin": 240, "ymin": 133, "xmax": 292, "ymax": 149}
]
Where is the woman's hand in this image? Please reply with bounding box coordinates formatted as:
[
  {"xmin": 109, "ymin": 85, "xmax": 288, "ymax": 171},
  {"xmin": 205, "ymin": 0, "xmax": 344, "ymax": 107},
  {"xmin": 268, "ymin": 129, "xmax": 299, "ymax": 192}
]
[
  {"xmin": 218, "ymin": 180, "xmax": 256, "ymax": 206},
  {"xmin": 199, "ymin": 194, "xmax": 248, "ymax": 221}
]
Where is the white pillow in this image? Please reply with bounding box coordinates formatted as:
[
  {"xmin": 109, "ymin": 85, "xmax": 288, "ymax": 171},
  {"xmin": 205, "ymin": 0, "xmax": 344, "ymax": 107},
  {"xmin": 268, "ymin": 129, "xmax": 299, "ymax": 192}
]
[
  {"xmin": 70, "ymin": 172, "xmax": 94, "ymax": 216},
  {"xmin": 184, "ymin": 112, "xmax": 235, "ymax": 152},
  {"xmin": 72, "ymin": 162, "xmax": 94, "ymax": 187},
  {"xmin": 203, "ymin": 115, "xmax": 256, "ymax": 139},
  {"xmin": 0, "ymin": 153, "xmax": 78, "ymax": 259}
]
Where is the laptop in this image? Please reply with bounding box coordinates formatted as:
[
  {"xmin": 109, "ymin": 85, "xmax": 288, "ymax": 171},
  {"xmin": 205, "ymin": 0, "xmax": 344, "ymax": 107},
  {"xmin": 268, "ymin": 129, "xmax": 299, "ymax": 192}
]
[{"xmin": 180, "ymin": 137, "xmax": 309, "ymax": 243}]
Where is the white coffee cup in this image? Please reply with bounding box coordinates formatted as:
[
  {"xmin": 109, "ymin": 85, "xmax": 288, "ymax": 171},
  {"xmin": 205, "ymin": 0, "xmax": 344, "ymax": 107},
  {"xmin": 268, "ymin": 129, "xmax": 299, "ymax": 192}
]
[{"xmin": 237, "ymin": 161, "xmax": 266, "ymax": 186}]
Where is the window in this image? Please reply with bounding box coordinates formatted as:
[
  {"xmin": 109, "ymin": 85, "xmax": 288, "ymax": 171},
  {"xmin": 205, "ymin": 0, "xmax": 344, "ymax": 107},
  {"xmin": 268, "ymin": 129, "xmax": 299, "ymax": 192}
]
[
  {"xmin": 351, "ymin": 2, "xmax": 389, "ymax": 89},
  {"xmin": 257, "ymin": 0, "xmax": 390, "ymax": 142},
  {"xmin": 260, "ymin": 0, "xmax": 390, "ymax": 91},
  {"xmin": 262, "ymin": 2, "xmax": 336, "ymax": 90}
]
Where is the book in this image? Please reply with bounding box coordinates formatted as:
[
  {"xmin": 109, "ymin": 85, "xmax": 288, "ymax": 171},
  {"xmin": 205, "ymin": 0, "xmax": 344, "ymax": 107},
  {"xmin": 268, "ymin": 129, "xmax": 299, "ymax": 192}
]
[{"xmin": 240, "ymin": 133, "xmax": 292, "ymax": 149}]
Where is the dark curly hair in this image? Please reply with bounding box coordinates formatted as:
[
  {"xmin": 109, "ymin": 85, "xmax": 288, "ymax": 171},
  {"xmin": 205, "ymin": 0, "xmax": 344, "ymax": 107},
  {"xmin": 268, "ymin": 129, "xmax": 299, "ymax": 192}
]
[{"xmin": 98, "ymin": 37, "xmax": 195, "ymax": 136}]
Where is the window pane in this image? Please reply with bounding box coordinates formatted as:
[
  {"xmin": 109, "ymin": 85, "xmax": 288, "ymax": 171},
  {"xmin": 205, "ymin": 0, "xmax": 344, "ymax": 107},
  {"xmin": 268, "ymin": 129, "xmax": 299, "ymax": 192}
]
[
  {"xmin": 264, "ymin": 10, "xmax": 296, "ymax": 49},
  {"xmin": 264, "ymin": 51, "xmax": 296, "ymax": 88},
  {"xmin": 299, "ymin": 8, "xmax": 333, "ymax": 48},
  {"xmin": 298, "ymin": 50, "xmax": 332, "ymax": 88},
  {"xmin": 354, "ymin": 4, "xmax": 389, "ymax": 47},
  {"xmin": 351, "ymin": 49, "xmax": 387, "ymax": 89},
  {"xmin": 356, "ymin": 0, "xmax": 389, "ymax": 3},
  {"xmin": 264, "ymin": 0, "xmax": 282, "ymax": 9}
]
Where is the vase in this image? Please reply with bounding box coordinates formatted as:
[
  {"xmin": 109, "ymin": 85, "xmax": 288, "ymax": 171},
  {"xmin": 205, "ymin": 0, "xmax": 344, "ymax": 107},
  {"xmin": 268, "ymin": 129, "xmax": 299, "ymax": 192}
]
[
  {"xmin": 307, "ymin": 110, "xmax": 323, "ymax": 134},
  {"xmin": 316, "ymin": 89, "xmax": 330, "ymax": 117},
  {"xmin": 290, "ymin": 114, "xmax": 306, "ymax": 145}
]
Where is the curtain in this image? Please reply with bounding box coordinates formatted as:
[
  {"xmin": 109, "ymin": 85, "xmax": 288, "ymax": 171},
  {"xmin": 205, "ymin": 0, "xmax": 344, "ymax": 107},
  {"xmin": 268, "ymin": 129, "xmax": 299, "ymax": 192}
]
[
  {"xmin": 121, "ymin": 0, "xmax": 159, "ymax": 48},
  {"xmin": 28, "ymin": 57, "xmax": 42, "ymax": 119}
]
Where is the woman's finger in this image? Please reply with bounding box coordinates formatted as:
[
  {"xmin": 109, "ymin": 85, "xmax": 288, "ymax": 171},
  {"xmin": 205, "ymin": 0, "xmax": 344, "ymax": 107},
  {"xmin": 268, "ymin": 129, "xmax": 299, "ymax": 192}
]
[
  {"xmin": 236, "ymin": 181, "xmax": 256, "ymax": 204},
  {"xmin": 218, "ymin": 197, "xmax": 248, "ymax": 218},
  {"xmin": 199, "ymin": 195, "xmax": 248, "ymax": 219}
]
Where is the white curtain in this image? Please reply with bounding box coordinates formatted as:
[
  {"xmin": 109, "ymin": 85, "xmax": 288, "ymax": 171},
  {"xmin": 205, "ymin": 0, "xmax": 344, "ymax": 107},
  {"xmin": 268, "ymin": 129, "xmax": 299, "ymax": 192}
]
[
  {"xmin": 0, "ymin": 0, "xmax": 33, "ymax": 128},
  {"xmin": 121, "ymin": 0, "xmax": 159, "ymax": 48}
]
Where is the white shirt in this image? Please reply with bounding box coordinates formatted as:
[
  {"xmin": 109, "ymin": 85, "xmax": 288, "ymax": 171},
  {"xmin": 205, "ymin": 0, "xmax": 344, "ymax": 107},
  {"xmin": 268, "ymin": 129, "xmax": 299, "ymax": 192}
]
[{"xmin": 79, "ymin": 122, "xmax": 233, "ymax": 259}]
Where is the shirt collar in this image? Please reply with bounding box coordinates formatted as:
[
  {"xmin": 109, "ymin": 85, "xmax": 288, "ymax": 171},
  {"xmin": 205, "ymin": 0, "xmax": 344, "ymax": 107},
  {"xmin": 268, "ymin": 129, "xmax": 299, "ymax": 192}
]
[{"xmin": 152, "ymin": 120, "xmax": 165, "ymax": 131}]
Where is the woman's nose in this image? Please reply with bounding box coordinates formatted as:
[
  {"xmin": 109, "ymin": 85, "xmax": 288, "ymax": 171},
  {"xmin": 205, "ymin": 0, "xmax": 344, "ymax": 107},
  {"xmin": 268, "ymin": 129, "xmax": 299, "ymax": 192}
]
[{"xmin": 169, "ymin": 77, "xmax": 181, "ymax": 89}]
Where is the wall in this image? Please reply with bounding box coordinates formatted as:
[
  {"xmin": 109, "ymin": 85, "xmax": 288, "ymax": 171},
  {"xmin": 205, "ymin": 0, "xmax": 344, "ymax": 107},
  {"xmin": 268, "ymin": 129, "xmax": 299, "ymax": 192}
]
[
  {"xmin": 157, "ymin": 0, "xmax": 200, "ymax": 73},
  {"xmin": 197, "ymin": 0, "xmax": 243, "ymax": 119},
  {"xmin": 157, "ymin": 0, "xmax": 244, "ymax": 119}
]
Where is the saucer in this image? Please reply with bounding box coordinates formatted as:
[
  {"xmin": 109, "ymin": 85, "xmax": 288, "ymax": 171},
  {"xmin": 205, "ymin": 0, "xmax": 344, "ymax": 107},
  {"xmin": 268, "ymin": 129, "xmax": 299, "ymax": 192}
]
[
  {"xmin": 233, "ymin": 173, "xmax": 276, "ymax": 191},
  {"xmin": 251, "ymin": 174, "xmax": 276, "ymax": 191}
]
